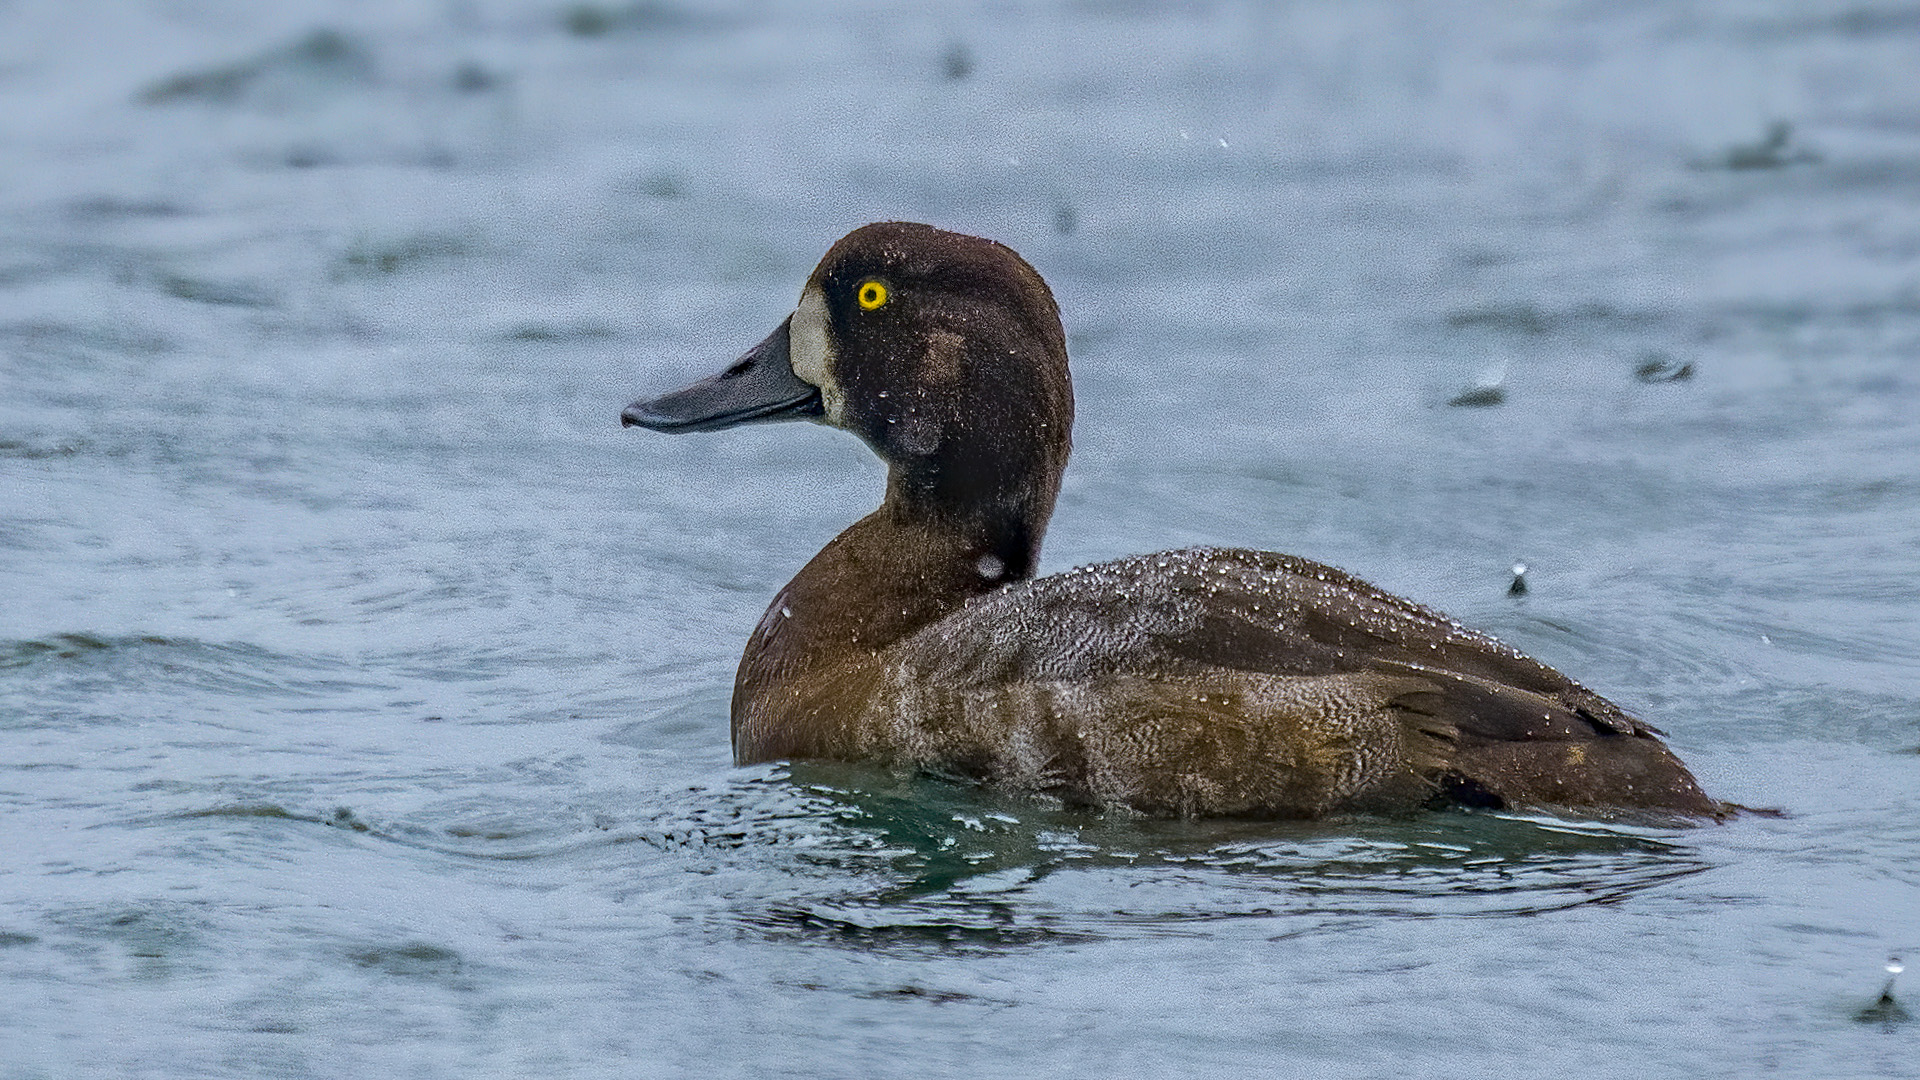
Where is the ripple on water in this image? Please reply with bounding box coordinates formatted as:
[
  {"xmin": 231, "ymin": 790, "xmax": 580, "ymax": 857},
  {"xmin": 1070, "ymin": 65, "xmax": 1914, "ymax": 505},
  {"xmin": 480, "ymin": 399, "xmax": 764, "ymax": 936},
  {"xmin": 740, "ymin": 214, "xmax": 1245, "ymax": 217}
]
[
  {"xmin": 346, "ymin": 942, "xmax": 472, "ymax": 987},
  {"xmin": 0, "ymin": 630, "xmax": 393, "ymax": 730},
  {"xmin": 139, "ymin": 28, "xmax": 378, "ymax": 108},
  {"xmin": 139, "ymin": 760, "xmax": 1705, "ymax": 965},
  {"xmin": 161, "ymin": 766, "xmax": 852, "ymax": 870},
  {"xmin": 0, "ymin": 633, "xmax": 383, "ymax": 714},
  {"xmin": 39, "ymin": 901, "xmax": 210, "ymax": 982},
  {"xmin": 719, "ymin": 766, "xmax": 1712, "ymax": 957}
]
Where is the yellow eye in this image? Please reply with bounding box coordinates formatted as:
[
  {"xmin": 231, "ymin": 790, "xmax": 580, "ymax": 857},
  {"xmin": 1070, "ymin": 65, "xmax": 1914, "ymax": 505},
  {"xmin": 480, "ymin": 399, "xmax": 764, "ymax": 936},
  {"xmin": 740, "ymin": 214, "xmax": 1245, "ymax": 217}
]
[{"xmin": 856, "ymin": 280, "xmax": 888, "ymax": 310}]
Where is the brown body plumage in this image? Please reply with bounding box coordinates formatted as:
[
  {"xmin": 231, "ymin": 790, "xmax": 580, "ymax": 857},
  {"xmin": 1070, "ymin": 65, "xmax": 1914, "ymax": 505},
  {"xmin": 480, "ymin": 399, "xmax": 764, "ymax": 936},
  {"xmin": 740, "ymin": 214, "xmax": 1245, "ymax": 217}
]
[{"xmin": 624, "ymin": 222, "xmax": 1725, "ymax": 820}]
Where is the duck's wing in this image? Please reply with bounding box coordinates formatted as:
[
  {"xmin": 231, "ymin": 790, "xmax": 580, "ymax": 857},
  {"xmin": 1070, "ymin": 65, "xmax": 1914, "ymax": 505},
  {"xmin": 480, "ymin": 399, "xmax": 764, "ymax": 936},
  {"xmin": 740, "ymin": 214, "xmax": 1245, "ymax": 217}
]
[
  {"xmin": 890, "ymin": 547, "xmax": 1719, "ymax": 816},
  {"xmin": 899, "ymin": 547, "xmax": 1625, "ymax": 722}
]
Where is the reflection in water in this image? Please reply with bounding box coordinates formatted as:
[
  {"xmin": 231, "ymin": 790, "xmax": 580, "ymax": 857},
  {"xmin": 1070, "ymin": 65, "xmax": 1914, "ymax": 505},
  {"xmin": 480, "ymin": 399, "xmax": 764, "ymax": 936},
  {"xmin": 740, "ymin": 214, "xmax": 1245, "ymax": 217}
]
[
  {"xmin": 730, "ymin": 765, "xmax": 1710, "ymax": 955},
  {"xmin": 1855, "ymin": 956, "xmax": 1912, "ymax": 1029}
]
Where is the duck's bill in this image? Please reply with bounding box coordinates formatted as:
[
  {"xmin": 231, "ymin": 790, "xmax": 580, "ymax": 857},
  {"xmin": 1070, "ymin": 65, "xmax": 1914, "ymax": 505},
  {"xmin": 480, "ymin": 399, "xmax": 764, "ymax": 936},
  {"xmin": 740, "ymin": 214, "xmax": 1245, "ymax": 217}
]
[{"xmin": 621, "ymin": 317, "xmax": 824, "ymax": 433}]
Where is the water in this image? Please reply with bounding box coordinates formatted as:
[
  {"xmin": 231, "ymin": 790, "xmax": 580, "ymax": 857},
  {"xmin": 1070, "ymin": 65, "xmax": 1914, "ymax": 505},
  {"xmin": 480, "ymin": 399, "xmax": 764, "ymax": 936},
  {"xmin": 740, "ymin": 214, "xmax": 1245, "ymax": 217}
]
[{"xmin": 3, "ymin": 1, "xmax": 1919, "ymax": 1076}]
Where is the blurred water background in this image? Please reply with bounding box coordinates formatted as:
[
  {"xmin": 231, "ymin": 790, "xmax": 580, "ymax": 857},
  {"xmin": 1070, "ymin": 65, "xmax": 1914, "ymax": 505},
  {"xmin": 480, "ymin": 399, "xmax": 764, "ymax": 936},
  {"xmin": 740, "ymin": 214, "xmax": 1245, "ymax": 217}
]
[{"xmin": 3, "ymin": 1, "xmax": 1919, "ymax": 1076}]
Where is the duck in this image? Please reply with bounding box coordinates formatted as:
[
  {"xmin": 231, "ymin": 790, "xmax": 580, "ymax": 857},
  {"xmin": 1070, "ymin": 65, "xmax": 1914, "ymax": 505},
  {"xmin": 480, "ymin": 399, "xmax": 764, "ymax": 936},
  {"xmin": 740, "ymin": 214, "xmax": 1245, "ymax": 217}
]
[{"xmin": 622, "ymin": 222, "xmax": 1726, "ymax": 820}]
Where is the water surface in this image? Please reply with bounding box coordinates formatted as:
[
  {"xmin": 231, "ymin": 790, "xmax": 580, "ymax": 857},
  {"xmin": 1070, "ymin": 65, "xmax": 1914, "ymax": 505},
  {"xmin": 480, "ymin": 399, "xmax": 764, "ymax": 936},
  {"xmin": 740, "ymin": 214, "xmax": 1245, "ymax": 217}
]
[{"xmin": 3, "ymin": 1, "xmax": 1919, "ymax": 1076}]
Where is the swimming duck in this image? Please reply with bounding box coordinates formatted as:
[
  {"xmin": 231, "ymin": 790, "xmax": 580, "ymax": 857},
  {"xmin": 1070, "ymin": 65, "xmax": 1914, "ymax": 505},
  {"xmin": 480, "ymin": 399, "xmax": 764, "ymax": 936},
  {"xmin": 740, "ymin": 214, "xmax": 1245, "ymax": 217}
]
[{"xmin": 622, "ymin": 222, "xmax": 1724, "ymax": 820}]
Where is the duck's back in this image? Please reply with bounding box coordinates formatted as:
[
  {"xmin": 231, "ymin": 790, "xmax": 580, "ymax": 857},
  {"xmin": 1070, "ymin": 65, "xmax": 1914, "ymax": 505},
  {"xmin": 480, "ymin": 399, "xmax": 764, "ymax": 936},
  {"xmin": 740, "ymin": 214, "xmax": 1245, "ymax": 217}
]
[{"xmin": 868, "ymin": 547, "xmax": 1720, "ymax": 819}]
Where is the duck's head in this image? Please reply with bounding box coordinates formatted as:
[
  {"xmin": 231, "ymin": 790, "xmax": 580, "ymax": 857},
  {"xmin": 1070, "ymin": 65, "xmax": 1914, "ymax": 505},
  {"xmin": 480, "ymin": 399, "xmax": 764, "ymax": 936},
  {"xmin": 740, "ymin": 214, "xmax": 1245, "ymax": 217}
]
[{"xmin": 624, "ymin": 222, "xmax": 1073, "ymax": 535}]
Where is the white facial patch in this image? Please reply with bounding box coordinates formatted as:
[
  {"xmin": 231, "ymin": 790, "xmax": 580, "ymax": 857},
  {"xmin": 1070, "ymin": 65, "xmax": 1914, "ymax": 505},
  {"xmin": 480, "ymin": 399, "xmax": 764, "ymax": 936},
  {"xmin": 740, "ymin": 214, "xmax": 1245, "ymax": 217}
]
[{"xmin": 787, "ymin": 286, "xmax": 845, "ymax": 424}]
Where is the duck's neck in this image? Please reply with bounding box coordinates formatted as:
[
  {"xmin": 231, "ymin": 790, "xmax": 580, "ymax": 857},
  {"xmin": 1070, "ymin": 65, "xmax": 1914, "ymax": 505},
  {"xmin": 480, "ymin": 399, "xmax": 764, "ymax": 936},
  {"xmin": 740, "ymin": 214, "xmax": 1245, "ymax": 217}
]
[
  {"xmin": 743, "ymin": 493, "xmax": 1050, "ymax": 674},
  {"xmin": 730, "ymin": 476, "xmax": 1054, "ymax": 761}
]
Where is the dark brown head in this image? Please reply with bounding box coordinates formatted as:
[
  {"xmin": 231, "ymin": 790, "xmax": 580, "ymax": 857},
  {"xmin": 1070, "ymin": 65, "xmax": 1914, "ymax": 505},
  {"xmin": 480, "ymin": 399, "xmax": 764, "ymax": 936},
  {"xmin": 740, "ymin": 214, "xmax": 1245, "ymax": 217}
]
[{"xmin": 625, "ymin": 222, "xmax": 1074, "ymax": 574}]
